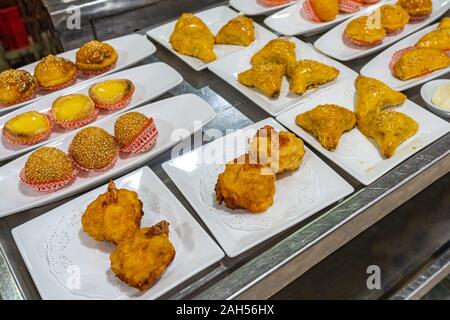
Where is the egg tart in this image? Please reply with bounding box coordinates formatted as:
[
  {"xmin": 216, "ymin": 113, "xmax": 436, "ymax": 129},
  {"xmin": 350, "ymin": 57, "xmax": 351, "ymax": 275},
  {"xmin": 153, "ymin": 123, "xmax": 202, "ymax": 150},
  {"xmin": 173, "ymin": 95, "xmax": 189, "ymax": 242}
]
[
  {"xmin": 3, "ymin": 111, "xmax": 52, "ymax": 145},
  {"xmin": 0, "ymin": 69, "xmax": 38, "ymax": 107},
  {"xmin": 20, "ymin": 147, "xmax": 76, "ymax": 192},
  {"xmin": 114, "ymin": 112, "xmax": 158, "ymax": 154},
  {"xmin": 34, "ymin": 55, "xmax": 77, "ymax": 91},
  {"xmin": 396, "ymin": 0, "xmax": 432, "ymax": 21},
  {"xmin": 344, "ymin": 16, "xmax": 386, "ymax": 47},
  {"xmin": 88, "ymin": 79, "xmax": 134, "ymax": 111},
  {"xmin": 76, "ymin": 40, "xmax": 118, "ymax": 75},
  {"xmin": 380, "ymin": 4, "xmax": 410, "ymax": 34},
  {"xmin": 50, "ymin": 94, "xmax": 98, "ymax": 129},
  {"xmin": 69, "ymin": 126, "xmax": 118, "ymax": 171}
]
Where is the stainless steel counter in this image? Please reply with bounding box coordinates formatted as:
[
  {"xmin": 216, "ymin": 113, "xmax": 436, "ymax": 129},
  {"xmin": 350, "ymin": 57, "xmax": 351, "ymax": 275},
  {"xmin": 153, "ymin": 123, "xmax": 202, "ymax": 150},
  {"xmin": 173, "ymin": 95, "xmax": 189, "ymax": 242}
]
[{"xmin": 0, "ymin": 0, "xmax": 449, "ymax": 300}]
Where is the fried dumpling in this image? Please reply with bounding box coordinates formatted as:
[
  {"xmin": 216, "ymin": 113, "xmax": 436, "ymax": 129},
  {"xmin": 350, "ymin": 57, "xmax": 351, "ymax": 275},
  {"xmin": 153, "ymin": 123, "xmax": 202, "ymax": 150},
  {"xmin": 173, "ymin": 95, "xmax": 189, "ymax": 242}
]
[
  {"xmin": 439, "ymin": 17, "xmax": 450, "ymax": 30},
  {"xmin": 238, "ymin": 63, "xmax": 285, "ymax": 98},
  {"xmin": 215, "ymin": 15, "xmax": 255, "ymax": 46},
  {"xmin": 415, "ymin": 29, "xmax": 450, "ymax": 51},
  {"xmin": 289, "ymin": 59, "xmax": 339, "ymax": 95},
  {"xmin": 250, "ymin": 38, "xmax": 297, "ymax": 75}
]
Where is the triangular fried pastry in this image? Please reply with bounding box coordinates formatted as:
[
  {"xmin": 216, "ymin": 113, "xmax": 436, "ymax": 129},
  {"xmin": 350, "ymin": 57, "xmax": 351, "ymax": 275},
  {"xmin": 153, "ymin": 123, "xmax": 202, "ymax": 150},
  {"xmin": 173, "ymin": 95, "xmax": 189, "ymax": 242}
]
[
  {"xmin": 250, "ymin": 38, "xmax": 297, "ymax": 75},
  {"xmin": 238, "ymin": 63, "xmax": 285, "ymax": 98},
  {"xmin": 289, "ymin": 59, "xmax": 339, "ymax": 95},
  {"xmin": 215, "ymin": 15, "xmax": 255, "ymax": 46}
]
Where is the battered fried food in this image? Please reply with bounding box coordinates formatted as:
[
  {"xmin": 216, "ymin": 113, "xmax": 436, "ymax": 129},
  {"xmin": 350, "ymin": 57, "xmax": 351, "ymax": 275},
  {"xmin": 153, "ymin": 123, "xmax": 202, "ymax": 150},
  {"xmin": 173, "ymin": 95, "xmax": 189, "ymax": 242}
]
[
  {"xmin": 110, "ymin": 221, "xmax": 176, "ymax": 291},
  {"xmin": 250, "ymin": 38, "xmax": 297, "ymax": 75},
  {"xmin": 248, "ymin": 125, "xmax": 305, "ymax": 173},
  {"xmin": 215, "ymin": 154, "xmax": 276, "ymax": 213},
  {"xmin": 415, "ymin": 28, "xmax": 450, "ymax": 51},
  {"xmin": 238, "ymin": 63, "xmax": 285, "ymax": 98},
  {"xmin": 82, "ymin": 181, "xmax": 143, "ymax": 245},
  {"xmin": 215, "ymin": 15, "xmax": 255, "ymax": 46},
  {"xmin": 295, "ymin": 104, "xmax": 356, "ymax": 151},
  {"xmin": 289, "ymin": 59, "xmax": 339, "ymax": 95}
]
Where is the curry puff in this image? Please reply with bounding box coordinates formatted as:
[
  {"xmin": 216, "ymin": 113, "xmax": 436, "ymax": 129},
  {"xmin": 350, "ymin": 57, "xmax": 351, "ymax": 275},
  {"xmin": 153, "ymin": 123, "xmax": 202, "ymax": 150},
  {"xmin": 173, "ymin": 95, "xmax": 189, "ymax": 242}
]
[
  {"xmin": 238, "ymin": 63, "xmax": 285, "ymax": 98},
  {"xmin": 250, "ymin": 38, "xmax": 297, "ymax": 75},
  {"xmin": 0, "ymin": 69, "xmax": 37, "ymax": 107},
  {"xmin": 288, "ymin": 59, "xmax": 339, "ymax": 95},
  {"xmin": 34, "ymin": 55, "xmax": 77, "ymax": 91},
  {"xmin": 415, "ymin": 19, "xmax": 450, "ymax": 52},
  {"xmin": 215, "ymin": 15, "xmax": 255, "ymax": 46},
  {"xmin": 344, "ymin": 16, "xmax": 386, "ymax": 47},
  {"xmin": 76, "ymin": 40, "xmax": 118, "ymax": 75}
]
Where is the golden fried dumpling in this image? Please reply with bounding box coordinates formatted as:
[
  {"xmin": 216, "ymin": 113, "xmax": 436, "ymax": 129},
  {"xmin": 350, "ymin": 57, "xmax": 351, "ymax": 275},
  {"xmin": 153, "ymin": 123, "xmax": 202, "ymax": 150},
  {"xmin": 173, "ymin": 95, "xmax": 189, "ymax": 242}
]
[
  {"xmin": 439, "ymin": 17, "xmax": 450, "ymax": 30},
  {"xmin": 295, "ymin": 104, "xmax": 356, "ymax": 151},
  {"xmin": 169, "ymin": 13, "xmax": 216, "ymax": 63},
  {"xmin": 397, "ymin": 0, "xmax": 432, "ymax": 21},
  {"xmin": 250, "ymin": 38, "xmax": 297, "ymax": 75},
  {"xmin": 289, "ymin": 59, "xmax": 339, "ymax": 95},
  {"xmin": 0, "ymin": 69, "xmax": 37, "ymax": 106},
  {"xmin": 215, "ymin": 15, "xmax": 255, "ymax": 46},
  {"xmin": 303, "ymin": 0, "xmax": 339, "ymax": 23},
  {"xmin": 215, "ymin": 154, "xmax": 276, "ymax": 213},
  {"xmin": 34, "ymin": 55, "xmax": 77, "ymax": 91},
  {"xmin": 344, "ymin": 16, "xmax": 386, "ymax": 47},
  {"xmin": 110, "ymin": 221, "xmax": 176, "ymax": 291},
  {"xmin": 380, "ymin": 4, "xmax": 410, "ymax": 33},
  {"xmin": 392, "ymin": 47, "xmax": 450, "ymax": 81},
  {"xmin": 248, "ymin": 125, "xmax": 305, "ymax": 174},
  {"xmin": 238, "ymin": 63, "xmax": 285, "ymax": 98},
  {"xmin": 415, "ymin": 29, "xmax": 450, "ymax": 51},
  {"xmin": 82, "ymin": 180, "xmax": 143, "ymax": 245},
  {"xmin": 76, "ymin": 40, "xmax": 118, "ymax": 74}
]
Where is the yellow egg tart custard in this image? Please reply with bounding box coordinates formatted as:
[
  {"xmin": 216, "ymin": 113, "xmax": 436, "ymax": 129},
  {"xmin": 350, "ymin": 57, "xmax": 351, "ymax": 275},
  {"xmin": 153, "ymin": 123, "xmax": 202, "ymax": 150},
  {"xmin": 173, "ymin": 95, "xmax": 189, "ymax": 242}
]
[
  {"xmin": 3, "ymin": 111, "xmax": 52, "ymax": 145},
  {"xmin": 50, "ymin": 94, "xmax": 98, "ymax": 129},
  {"xmin": 88, "ymin": 79, "xmax": 134, "ymax": 110}
]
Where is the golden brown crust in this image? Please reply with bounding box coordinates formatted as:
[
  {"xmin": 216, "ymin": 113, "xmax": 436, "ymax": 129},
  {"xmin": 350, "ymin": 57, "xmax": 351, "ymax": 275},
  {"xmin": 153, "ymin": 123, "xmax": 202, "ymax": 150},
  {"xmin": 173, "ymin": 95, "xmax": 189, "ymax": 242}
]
[
  {"xmin": 34, "ymin": 55, "xmax": 77, "ymax": 89},
  {"xmin": 344, "ymin": 16, "xmax": 386, "ymax": 45},
  {"xmin": 397, "ymin": 0, "xmax": 432, "ymax": 18},
  {"xmin": 75, "ymin": 40, "xmax": 118, "ymax": 72},
  {"xmin": 114, "ymin": 112, "xmax": 149, "ymax": 148},
  {"xmin": 24, "ymin": 147, "xmax": 74, "ymax": 182},
  {"xmin": 4, "ymin": 111, "xmax": 51, "ymax": 143},
  {"xmin": 0, "ymin": 69, "xmax": 37, "ymax": 105},
  {"xmin": 215, "ymin": 15, "xmax": 255, "ymax": 46}
]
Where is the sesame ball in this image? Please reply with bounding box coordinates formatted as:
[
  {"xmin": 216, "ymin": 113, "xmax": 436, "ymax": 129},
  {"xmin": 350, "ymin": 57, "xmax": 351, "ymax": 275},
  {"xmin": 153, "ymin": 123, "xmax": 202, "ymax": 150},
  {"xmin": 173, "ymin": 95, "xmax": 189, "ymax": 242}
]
[
  {"xmin": 114, "ymin": 112, "xmax": 148, "ymax": 148},
  {"xmin": 24, "ymin": 147, "xmax": 73, "ymax": 182}
]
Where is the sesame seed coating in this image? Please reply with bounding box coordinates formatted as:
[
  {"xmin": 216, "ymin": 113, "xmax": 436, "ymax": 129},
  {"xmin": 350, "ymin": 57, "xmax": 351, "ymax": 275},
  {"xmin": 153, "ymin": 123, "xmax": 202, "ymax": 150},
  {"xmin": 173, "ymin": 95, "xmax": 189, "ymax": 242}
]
[
  {"xmin": 0, "ymin": 69, "xmax": 37, "ymax": 103},
  {"xmin": 24, "ymin": 147, "xmax": 73, "ymax": 182},
  {"xmin": 76, "ymin": 41, "xmax": 117, "ymax": 65},
  {"xmin": 34, "ymin": 55, "xmax": 77, "ymax": 87},
  {"xmin": 114, "ymin": 112, "xmax": 148, "ymax": 147}
]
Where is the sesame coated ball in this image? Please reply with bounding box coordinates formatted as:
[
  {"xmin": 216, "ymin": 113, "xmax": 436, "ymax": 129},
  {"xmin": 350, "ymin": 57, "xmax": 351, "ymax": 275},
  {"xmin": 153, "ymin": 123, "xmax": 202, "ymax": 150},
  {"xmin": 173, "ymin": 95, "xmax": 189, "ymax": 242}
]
[
  {"xmin": 114, "ymin": 112, "xmax": 149, "ymax": 148},
  {"xmin": 24, "ymin": 147, "xmax": 73, "ymax": 182}
]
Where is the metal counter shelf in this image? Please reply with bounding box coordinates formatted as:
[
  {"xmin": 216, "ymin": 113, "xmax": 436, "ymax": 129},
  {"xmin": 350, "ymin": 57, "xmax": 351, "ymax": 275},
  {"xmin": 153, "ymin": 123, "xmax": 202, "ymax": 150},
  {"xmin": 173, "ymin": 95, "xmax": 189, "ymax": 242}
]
[{"xmin": 0, "ymin": 3, "xmax": 449, "ymax": 300}]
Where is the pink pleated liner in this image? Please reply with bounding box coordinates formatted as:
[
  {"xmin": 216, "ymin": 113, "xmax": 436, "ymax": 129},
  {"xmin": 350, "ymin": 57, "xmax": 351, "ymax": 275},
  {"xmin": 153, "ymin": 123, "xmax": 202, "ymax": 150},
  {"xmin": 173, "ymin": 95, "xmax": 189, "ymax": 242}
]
[
  {"xmin": 120, "ymin": 118, "xmax": 158, "ymax": 154},
  {"xmin": 92, "ymin": 83, "xmax": 135, "ymax": 111},
  {"xmin": 344, "ymin": 32, "xmax": 383, "ymax": 47},
  {"xmin": 258, "ymin": 0, "xmax": 290, "ymax": 7},
  {"xmin": 385, "ymin": 27, "xmax": 404, "ymax": 36},
  {"xmin": 360, "ymin": 0, "xmax": 380, "ymax": 4},
  {"xmin": 78, "ymin": 63, "xmax": 116, "ymax": 76},
  {"xmin": 20, "ymin": 167, "xmax": 77, "ymax": 192},
  {"xmin": 0, "ymin": 89, "xmax": 37, "ymax": 108},
  {"xmin": 409, "ymin": 14, "xmax": 430, "ymax": 22},
  {"xmin": 3, "ymin": 114, "xmax": 53, "ymax": 145},
  {"xmin": 339, "ymin": 0, "xmax": 361, "ymax": 13},
  {"xmin": 68, "ymin": 144, "xmax": 119, "ymax": 172},
  {"xmin": 49, "ymin": 108, "xmax": 99, "ymax": 130},
  {"xmin": 303, "ymin": 0, "xmax": 321, "ymax": 22},
  {"xmin": 389, "ymin": 46, "xmax": 414, "ymax": 73}
]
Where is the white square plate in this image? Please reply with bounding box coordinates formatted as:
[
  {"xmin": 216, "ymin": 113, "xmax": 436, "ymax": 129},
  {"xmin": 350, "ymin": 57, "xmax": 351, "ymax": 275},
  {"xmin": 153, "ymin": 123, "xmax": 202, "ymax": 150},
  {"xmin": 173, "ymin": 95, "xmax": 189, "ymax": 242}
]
[
  {"xmin": 360, "ymin": 23, "xmax": 450, "ymax": 91},
  {"xmin": 1, "ymin": 34, "xmax": 156, "ymax": 115},
  {"xmin": 230, "ymin": 0, "xmax": 297, "ymax": 16},
  {"xmin": 162, "ymin": 118, "xmax": 354, "ymax": 257},
  {"xmin": 314, "ymin": 0, "xmax": 450, "ymax": 61},
  {"xmin": 0, "ymin": 62, "xmax": 183, "ymax": 162},
  {"xmin": 0, "ymin": 94, "xmax": 216, "ymax": 218},
  {"xmin": 208, "ymin": 36, "xmax": 357, "ymax": 116},
  {"xmin": 12, "ymin": 166, "xmax": 224, "ymax": 299},
  {"xmin": 146, "ymin": 5, "xmax": 277, "ymax": 71},
  {"xmin": 276, "ymin": 77, "xmax": 450, "ymax": 185}
]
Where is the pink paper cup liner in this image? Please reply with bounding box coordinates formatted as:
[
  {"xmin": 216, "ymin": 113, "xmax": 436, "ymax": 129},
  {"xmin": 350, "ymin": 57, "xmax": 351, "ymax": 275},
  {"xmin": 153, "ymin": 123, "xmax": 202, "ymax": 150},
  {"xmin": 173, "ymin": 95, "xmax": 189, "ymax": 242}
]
[
  {"xmin": 344, "ymin": 33, "xmax": 382, "ymax": 47},
  {"xmin": 362, "ymin": 0, "xmax": 381, "ymax": 4},
  {"xmin": 20, "ymin": 168, "xmax": 77, "ymax": 192},
  {"xmin": 409, "ymin": 14, "xmax": 430, "ymax": 22},
  {"xmin": 303, "ymin": 0, "xmax": 322, "ymax": 22},
  {"xmin": 49, "ymin": 108, "xmax": 99, "ymax": 130},
  {"xmin": 38, "ymin": 73, "xmax": 78, "ymax": 92},
  {"xmin": 69, "ymin": 145, "xmax": 119, "ymax": 172},
  {"xmin": 94, "ymin": 84, "xmax": 135, "ymax": 111},
  {"xmin": 3, "ymin": 114, "xmax": 53, "ymax": 145},
  {"xmin": 0, "ymin": 90, "xmax": 37, "ymax": 108},
  {"xmin": 120, "ymin": 119, "xmax": 158, "ymax": 154},
  {"xmin": 78, "ymin": 63, "xmax": 116, "ymax": 76},
  {"xmin": 385, "ymin": 27, "xmax": 404, "ymax": 36},
  {"xmin": 339, "ymin": 0, "xmax": 361, "ymax": 13},
  {"xmin": 258, "ymin": 0, "xmax": 289, "ymax": 7}
]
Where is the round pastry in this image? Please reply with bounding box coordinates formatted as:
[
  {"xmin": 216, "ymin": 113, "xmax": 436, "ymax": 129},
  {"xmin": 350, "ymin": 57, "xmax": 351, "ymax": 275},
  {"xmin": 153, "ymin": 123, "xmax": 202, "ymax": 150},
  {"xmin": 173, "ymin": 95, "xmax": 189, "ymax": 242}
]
[
  {"xmin": 114, "ymin": 112, "xmax": 158, "ymax": 153},
  {"xmin": 303, "ymin": 0, "xmax": 340, "ymax": 22},
  {"xmin": 0, "ymin": 69, "xmax": 38, "ymax": 107},
  {"xmin": 3, "ymin": 111, "xmax": 52, "ymax": 145},
  {"xmin": 439, "ymin": 17, "xmax": 450, "ymax": 30},
  {"xmin": 88, "ymin": 79, "xmax": 134, "ymax": 110},
  {"xmin": 20, "ymin": 147, "xmax": 76, "ymax": 192},
  {"xmin": 380, "ymin": 4, "xmax": 410, "ymax": 34},
  {"xmin": 344, "ymin": 16, "xmax": 386, "ymax": 47},
  {"xmin": 397, "ymin": 0, "xmax": 432, "ymax": 21},
  {"xmin": 50, "ymin": 94, "xmax": 98, "ymax": 130},
  {"xmin": 258, "ymin": 0, "xmax": 290, "ymax": 7},
  {"xmin": 76, "ymin": 40, "xmax": 118, "ymax": 75},
  {"xmin": 34, "ymin": 55, "xmax": 77, "ymax": 91},
  {"xmin": 69, "ymin": 126, "xmax": 118, "ymax": 171}
]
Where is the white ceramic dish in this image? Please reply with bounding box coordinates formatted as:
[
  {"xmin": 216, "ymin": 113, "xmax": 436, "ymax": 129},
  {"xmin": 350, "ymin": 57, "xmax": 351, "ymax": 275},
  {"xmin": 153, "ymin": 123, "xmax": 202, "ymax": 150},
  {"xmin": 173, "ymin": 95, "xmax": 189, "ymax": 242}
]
[
  {"xmin": 276, "ymin": 78, "xmax": 450, "ymax": 185},
  {"xmin": 314, "ymin": 0, "xmax": 450, "ymax": 61},
  {"xmin": 229, "ymin": 0, "xmax": 297, "ymax": 16},
  {"xmin": 1, "ymin": 34, "xmax": 156, "ymax": 115},
  {"xmin": 12, "ymin": 166, "xmax": 224, "ymax": 299},
  {"xmin": 420, "ymin": 79, "xmax": 450, "ymax": 119},
  {"xmin": 146, "ymin": 5, "xmax": 277, "ymax": 71},
  {"xmin": 360, "ymin": 23, "xmax": 450, "ymax": 91},
  {"xmin": 162, "ymin": 118, "xmax": 354, "ymax": 257},
  {"xmin": 0, "ymin": 63, "xmax": 183, "ymax": 162},
  {"xmin": 208, "ymin": 36, "xmax": 357, "ymax": 116},
  {"xmin": 0, "ymin": 94, "xmax": 216, "ymax": 218}
]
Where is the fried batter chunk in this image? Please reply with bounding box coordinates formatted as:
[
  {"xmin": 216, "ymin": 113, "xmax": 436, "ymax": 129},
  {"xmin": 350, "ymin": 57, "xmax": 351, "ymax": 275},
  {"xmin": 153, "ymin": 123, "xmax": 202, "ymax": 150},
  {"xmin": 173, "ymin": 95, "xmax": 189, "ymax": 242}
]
[
  {"xmin": 238, "ymin": 63, "xmax": 285, "ymax": 98},
  {"xmin": 289, "ymin": 59, "xmax": 339, "ymax": 95},
  {"xmin": 215, "ymin": 15, "xmax": 255, "ymax": 46}
]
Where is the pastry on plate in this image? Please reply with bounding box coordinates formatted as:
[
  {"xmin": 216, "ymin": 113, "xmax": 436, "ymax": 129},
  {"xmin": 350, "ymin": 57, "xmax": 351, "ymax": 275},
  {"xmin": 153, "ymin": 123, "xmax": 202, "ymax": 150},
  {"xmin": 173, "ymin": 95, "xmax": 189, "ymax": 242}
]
[
  {"xmin": 114, "ymin": 112, "xmax": 158, "ymax": 153},
  {"xmin": 380, "ymin": 4, "xmax": 410, "ymax": 34},
  {"xmin": 238, "ymin": 63, "xmax": 285, "ymax": 98},
  {"xmin": 250, "ymin": 38, "xmax": 297, "ymax": 75},
  {"xmin": 169, "ymin": 13, "xmax": 216, "ymax": 63},
  {"xmin": 215, "ymin": 154, "xmax": 276, "ymax": 213},
  {"xmin": 289, "ymin": 59, "xmax": 339, "ymax": 95},
  {"xmin": 295, "ymin": 104, "xmax": 356, "ymax": 151},
  {"xmin": 82, "ymin": 180, "xmax": 143, "ymax": 245},
  {"xmin": 20, "ymin": 147, "xmax": 76, "ymax": 192},
  {"xmin": 258, "ymin": 0, "xmax": 291, "ymax": 6},
  {"xmin": 88, "ymin": 79, "xmax": 135, "ymax": 110},
  {"xmin": 439, "ymin": 17, "xmax": 450, "ymax": 30},
  {"xmin": 34, "ymin": 55, "xmax": 77, "ymax": 91},
  {"xmin": 415, "ymin": 25, "xmax": 450, "ymax": 51},
  {"xmin": 396, "ymin": 0, "xmax": 432, "ymax": 21},
  {"xmin": 3, "ymin": 111, "xmax": 52, "ymax": 145},
  {"xmin": 344, "ymin": 16, "xmax": 386, "ymax": 47},
  {"xmin": 215, "ymin": 15, "xmax": 255, "ymax": 46},
  {"xmin": 75, "ymin": 40, "xmax": 118, "ymax": 75},
  {"xmin": 50, "ymin": 94, "xmax": 98, "ymax": 129},
  {"xmin": 69, "ymin": 126, "xmax": 118, "ymax": 171},
  {"xmin": 0, "ymin": 69, "xmax": 37, "ymax": 107},
  {"xmin": 390, "ymin": 47, "xmax": 450, "ymax": 80},
  {"xmin": 248, "ymin": 125, "xmax": 305, "ymax": 174},
  {"xmin": 303, "ymin": 0, "xmax": 340, "ymax": 23},
  {"xmin": 110, "ymin": 220, "xmax": 176, "ymax": 291}
]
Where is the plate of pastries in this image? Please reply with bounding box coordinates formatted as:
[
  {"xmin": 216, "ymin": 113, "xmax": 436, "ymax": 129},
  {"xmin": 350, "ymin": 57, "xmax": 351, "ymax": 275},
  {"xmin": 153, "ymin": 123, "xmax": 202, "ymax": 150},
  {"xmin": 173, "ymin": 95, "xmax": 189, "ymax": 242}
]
[
  {"xmin": 209, "ymin": 36, "xmax": 357, "ymax": 116},
  {"xmin": 12, "ymin": 166, "xmax": 224, "ymax": 299},
  {"xmin": 276, "ymin": 75, "xmax": 450, "ymax": 185},
  {"xmin": 0, "ymin": 63, "xmax": 182, "ymax": 162},
  {"xmin": 361, "ymin": 18, "xmax": 450, "ymax": 91},
  {"xmin": 147, "ymin": 5, "xmax": 277, "ymax": 70},
  {"xmin": 230, "ymin": 0, "xmax": 297, "ymax": 16},
  {"xmin": 0, "ymin": 34, "xmax": 156, "ymax": 114},
  {"xmin": 265, "ymin": 0, "xmax": 384, "ymax": 36},
  {"xmin": 314, "ymin": 0, "xmax": 450, "ymax": 61},
  {"xmin": 162, "ymin": 118, "xmax": 353, "ymax": 257}
]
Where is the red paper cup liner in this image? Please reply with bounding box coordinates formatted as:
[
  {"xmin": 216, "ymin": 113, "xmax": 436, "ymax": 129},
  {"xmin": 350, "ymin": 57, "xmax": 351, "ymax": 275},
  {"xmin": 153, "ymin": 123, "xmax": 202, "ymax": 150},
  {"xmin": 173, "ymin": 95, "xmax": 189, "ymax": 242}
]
[
  {"xmin": 257, "ymin": 0, "xmax": 289, "ymax": 7},
  {"xmin": 3, "ymin": 114, "xmax": 52, "ymax": 145},
  {"xmin": 94, "ymin": 83, "xmax": 135, "ymax": 111},
  {"xmin": 0, "ymin": 89, "xmax": 36, "ymax": 108},
  {"xmin": 303, "ymin": 0, "xmax": 321, "ymax": 22},
  {"xmin": 20, "ymin": 168, "xmax": 77, "ymax": 192},
  {"xmin": 361, "ymin": 0, "xmax": 380, "ymax": 4},
  {"xmin": 389, "ymin": 46, "xmax": 414, "ymax": 73},
  {"xmin": 49, "ymin": 108, "xmax": 99, "ymax": 130},
  {"xmin": 69, "ymin": 144, "xmax": 119, "ymax": 172},
  {"xmin": 38, "ymin": 73, "xmax": 78, "ymax": 92},
  {"xmin": 339, "ymin": 0, "xmax": 361, "ymax": 13},
  {"xmin": 79, "ymin": 63, "xmax": 116, "ymax": 76},
  {"xmin": 120, "ymin": 119, "xmax": 158, "ymax": 154}
]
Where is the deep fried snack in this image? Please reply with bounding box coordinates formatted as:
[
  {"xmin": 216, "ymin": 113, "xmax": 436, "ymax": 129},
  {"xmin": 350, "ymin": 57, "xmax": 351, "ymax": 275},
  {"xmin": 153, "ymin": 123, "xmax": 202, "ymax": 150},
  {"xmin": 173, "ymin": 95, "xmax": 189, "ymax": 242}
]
[
  {"xmin": 380, "ymin": 4, "xmax": 409, "ymax": 34},
  {"xmin": 215, "ymin": 15, "xmax": 255, "ymax": 46},
  {"xmin": 397, "ymin": 0, "xmax": 432, "ymax": 21},
  {"xmin": 215, "ymin": 154, "xmax": 276, "ymax": 213},
  {"xmin": 344, "ymin": 16, "xmax": 386, "ymax": 47},
  {"xmin": 415, "ymin": 28, "xmax": 450, "ymax": 51},
  {"xmin": 110, "ymin": 221, "xmax": 176, "ymax": 291},
  {"xmin": 238, "ymin": 63, "xmax": 285, "ymax": 98},
  {"xmin": 75, "ymin": 40, "xmax": 118, "ymax": 75},
  {"xmin": 250, "ymin": 38, "xmax": 297, "ymax": 75},
  {"xmin": 289, "ymin": 59, "xmax": 339, "ymax": 95},
  {"xmin": 82, "ymin": 180, "xmax": 143, "ymax": 245},
  {"xmin": 0, "ymin": 69, "xmax": 37, "ymax": 106}
]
